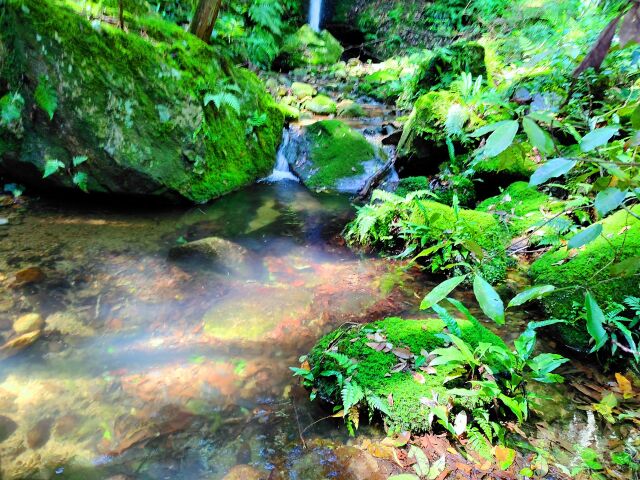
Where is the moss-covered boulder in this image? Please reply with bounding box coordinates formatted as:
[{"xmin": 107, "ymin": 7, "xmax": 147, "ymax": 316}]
[
  {"xmin": 306, "ymin": 317, "xmax": 505, "ymax": 432},
  {"xmin": 396, "ymin": 91, "xmax": 457, "ymax": 176},
  {"xmin": 278, "ymin": 25, "xmax": 344, "ymax": 70},
  {"xmin": 291, "ymin": 82, "xmax": 317, "ymax": 99},
  {"xmin": 0, "ymin": 0, "xmax": 283, "ymax": 202},
  {"xmin": 409, "ymin": 200, "xmax": 510, "ymax": 283},
  {"xmin": 303, "ymin": 95, "xmax": 338, "ymax": 115},
  {"xmin": 276, "ymin": 103, "xmax": 300, "ymax": 121},
  {"xmin": 529, "ymin": 206, "xmax": 640, "ymax": 349},
  {"xmin": 290, "ymin": 120, "xmax": 382, "ymax": 193},
  {"xmin": 413, "ymin": 41, "xmax": 487, "ymax": 95},
  {"xmin": 473, "ymin": 144, "xmax": 538, "ymax": 189},
  {"xmin": 477, "ymin": 182, "xmax": 564, "ymax": 236}
]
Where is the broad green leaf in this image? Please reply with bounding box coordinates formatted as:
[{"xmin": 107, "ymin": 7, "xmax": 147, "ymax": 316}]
[
  {"xmin": 408, "ymin": 445, "xmax": 430, "ymax": 477},
  {"xmin": 580, "ymin": 127, "xmax": 618, "ymax": 152},
  {"xmin": 0, "ymin": 93, "xmax": 24, "ymax": 125},
  {"xmin": 470, "ymin": 120, "xmax": 515, "ymax": 138},
  {"xmin": 432, "ymin": 304, "xmax": 462, "ymax": 337},
  {"xmin": 420, "ymin": 275, "xmax": 466, "ymax": 310},
  {"xmin": 34, "ymin": 76, "xmax": 58, "ymax": 121},
  {"xmin": 473, "ymin": 275, "xmax": 505, "ymax": 325},
  {"xmin": 514, "ymin": 328, "xmax": 536, "ymax": 360},
  {"xmin": 632, "ymin": 103, "xmax": 640, "ymax": 130},
  {"xmin": 483, "ymin": 120, "xmax": 519, "ymax": 158},
  {"xmin": 608, "ymin": 256, "xmax": 640, "ymax": 276},
  {"xmin": 508, "ymin": 285, "xmax": 556, "ymax": 308},
  {"xmin": 72, "ymin": 155, "xmax": 88, "ymax": 167},
  {"xmin": 523, "ymin": 117, "xmax": 554, "ymax": 155},
  {"xmin": 594, "ymin": 187, "xmax": 627, "ymax": 217},
  {"xmin": 529, "ymin": 158, "xmax": 577, "ymax": 186},
  {"xmin": 567, "ymin": 224, "xmax": 602, "ymax": 249},
  {"xmin": 494, "ymin": 445, "xmax": 516, "ymax": 470},
  {"xmin": 585, "ymin": 292, "xmax": 608, "ymax": 352},
  {"xmin": 43, "ymin": 159, "xmax": 64, "ymax": 178}
]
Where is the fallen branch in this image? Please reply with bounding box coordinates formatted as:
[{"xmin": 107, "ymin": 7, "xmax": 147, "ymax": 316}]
[{"xmin": 357, "ymin": 157, "xmax": 396, "ymax": 200}]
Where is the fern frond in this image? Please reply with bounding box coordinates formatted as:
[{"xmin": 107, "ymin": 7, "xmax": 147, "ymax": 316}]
[
  {"xmin": 466, "ymin": 426, "xmax": 493, "ymax": 460},
  {"xmin": 342, "ymin": 382, "xmax": 365, "ymax": 411}
]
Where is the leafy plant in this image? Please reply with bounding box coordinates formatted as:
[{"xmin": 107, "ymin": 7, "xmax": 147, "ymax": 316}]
[
  {"xmin": 0, "ymin": 92, "xmax": 24, "ymax": 127},
  {"xmin": 34, "ymin": 76, "xmax": 58, "ymax": 121}
]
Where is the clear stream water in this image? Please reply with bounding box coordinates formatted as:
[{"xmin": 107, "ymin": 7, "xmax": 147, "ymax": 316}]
[{"xmin": 0, "ymin": 181, "xmax": 631, "ymax": 479}]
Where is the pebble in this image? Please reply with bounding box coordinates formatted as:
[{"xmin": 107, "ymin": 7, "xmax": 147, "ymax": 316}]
[
  {"xmin": 221, "ymin": 465, "xmax": 266, "ymax": 480},
  {"xmin": 10, "ymin": 266, "xmax": 45, "ymax": 288},
  {"xmin": 0, "ymin": 415, "xmax": 18, "ymax": 442},
  {"xmin": 26, "ymin": 418, "xmax": 53, "ymax": 449},
  {"xmin": 13, "ymin": 313, "xmax": 43, "ymax": 334}
]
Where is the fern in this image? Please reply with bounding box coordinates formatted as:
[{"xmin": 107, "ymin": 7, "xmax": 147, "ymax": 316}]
[
  {"xmin": 248, "ymin": 0, "xmax": 284, "ymax": 35},
  {"xmin": 341, "ymin": 382, "xmax": 364, "ymax": 411},
  {"xmin": 445, "ymin": 104, "xmax": 469, "ymax": 136},
  {"xmin": 365, "ymin": 392, "xmax": 391, "ymax": 416},
  {"xmin": 34, "ymin": 76, "xmax": 57, "ymax": 121},
  {"xmin": 466, "ymin": 426, "xmax": 493, "ymax": 460},
  {"xmin": 203, "ymin": 92, "xmax": 241, "ymax": 115},
  {"xmin": 246, "ymin": 27, "xmax": 280, "ymax": 67}
]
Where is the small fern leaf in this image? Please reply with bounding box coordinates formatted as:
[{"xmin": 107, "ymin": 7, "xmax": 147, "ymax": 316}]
[
  {"xmin": 366, "ymin": 393, "xmax": 391, "ymax": 416},
  {"xmin": 341, "ymin": 382, "xmax": 364, "ymax": 411},
  {"xmin": 35, "ymin": 76, "xmax": 57, "ymax": 121}
]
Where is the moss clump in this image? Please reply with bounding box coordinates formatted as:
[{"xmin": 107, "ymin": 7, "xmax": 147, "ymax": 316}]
[
  {"xmin": 395, "ymin": 176, "xmax": 429, "ymax": 197},
  {"xmin": 1, "ymin": 0, "xmax": 283, "ymax": 202},
  {"xmin": 414, "ymin": 41, "xmax": 487, "ymax": 94},
  {"xmin": 409, "ymin": 200, "xmax": 510, "ymax": 283},
  {"xmin": 336, "ymin": 100, "xmax": 365, "ymax": 118},
  {"xmin": 296, "ymin": 120, "xmax": 376, "ymax": 190},
  {"xmin": 474, "ymin": 144, "xmax": 537, "ymax": 179},
  {"xmin": 477, "ymin": 181, "xmax": 564, "ymax": 235},
  {"xmin": 307, "ymin": 317, "xmax": 505, "ymax": 433},
  {"xmin": 529, "ymin": 206, "xmax": 640, "ymax": 347},
  {"xmin": 291, "ymin": 82, "xmax": 317, "ymax": 99},
  {"xmin": 303, "ymin": 95, "xmax": 337, "ymax": 115},
  {"xmin": 279, "ymin": 25, "xmax": 344, "ymax": 69},
  {"xmin": 276, "ymin": 103, "xmax": 300, "ymax": 121}
]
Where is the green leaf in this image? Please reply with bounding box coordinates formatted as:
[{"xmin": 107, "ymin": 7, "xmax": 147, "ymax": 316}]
[
  {"xmin": 594, "ymin": 187, "xmax": 627, "ymax": 217},
  {"xmin": 34, "ymin": 76, "xmax": 58, "ymax": 121},
  {"xmin": 529, "ymin": 158, "xmax": 577, "ymax": 186},
  {"xmin": 631, "ymin": 103, "xmax": 640, "ymax": 130},
  {"xmin": 508, "ymin": 285, "xmax": 556, "ymax": 308},
  {"xmin": 432, "ymin": 304, "xmax": 462, "ymax": 337},
  {"xmin": 72, "ymin": 172, "xmax": 89, "ymax": 192},
  {"xmin": 388, "ymin": 475, "xmax": 420, "ymax": 480},
  {"xmin": 408, "ymin": 445, "xmax": 430, "ymax": 477},
  {"xmin": 473, "ymin": 275, "xmax": 505, "ymax": 325},
  {"xmin": 483, "ymin": 120, "xmax": 519, "ymax": 158},
  {"xmin": 341, "ymin": 382, "xmax": 364, "ymax": 411},
  {"xmin": 420, "ymin": 275, "xmax": 467, "ymax": 310},
  {"xmin": 585, "ymin": 292, "xmax": 608, "ymax": 352},
  {"xmin": 470, "ymin": 120, "xmax": 515, "ymax": 138},
  {"xmin": 514, "ymin": 328, "xmax": 536, "ymax": 360},
  {"xmin": 567, "ymin": 224, "xmax": 603, "ymax": 249},
  {"xmin": 43, "ymin": 159, "xmax": 65, "ymax": 178},
  {"xmin": 608, "ymin": 256, "xmax": 640, "ymax": 276},
  {"xmin": 72, "ymin": 155, "xmax": 88, "ymax": 167},
  {"xmin": 580, "ymin": 127, "xmax": 618, "ymax": 152},
  {"xmin": 523, "ymin": 117, "xmax": 554, "ymax": 155},
  {"xmin": 0, "ymin": 93, "xmax": 24, "ymax": 125}
]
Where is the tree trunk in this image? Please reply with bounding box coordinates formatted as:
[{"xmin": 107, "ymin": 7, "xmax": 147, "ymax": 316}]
[
  {"xmin": 189, "ymin": 0, "xmax": 222, "ymax": 43},
  {"xmin": 118, "ymin": 0, "xmax": 124, "ymax": 29}
]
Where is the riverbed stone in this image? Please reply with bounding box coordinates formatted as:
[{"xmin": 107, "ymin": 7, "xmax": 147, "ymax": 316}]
[
  {"xmin": 0, "ymin": 0, "xmax": 283, "ymax": 203},
  {"xmin": 168, "ymin": 237, "xmax": 254, "ymax": 276},
  {"xmin": 337, "ymin": 100, "xmax": 366, "ymax": 118},
  {"xmin": 278, "ymin": 25, "xmax": 344, "ymax": 69},
  {"xmin": 291, "ymin": 82, "xmax": 317, "ymax": 99},
  {"xmin": 221, "ymin": 464, "xmax": 266, "ymax": 480},
  {"xmin": 13, "ymin": 313, "xmax": 43, "ymax": 334},
  {"xmin": 303, "ymin": 95, "xmax": 337, "ymax": 115},
  {"xmin": 45, "ymin": 311, "xmax": 95, "ymax": 337}
]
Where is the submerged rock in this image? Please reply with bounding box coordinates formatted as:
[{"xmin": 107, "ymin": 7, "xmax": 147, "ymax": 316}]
[
  {"xmin": 290, "ymin": 120, "xmax": 384, "ymax": 193},
  {"xmin": 337, "ymin": 100, "xmax": 366, "ymax": 118},
  {"xmin": 13, "ymin": 313, "xmax": 43, "ymax": 334},
  {"xmin": 291, "ymin": 82, "xmax": 317, "ymax": 99},
  {"xmin": 221, "ymin": 464, "xmax": 266, "ymax": 480},
  {"xmin": 0, "ymin": 0, "xmax": 283, "ymax": 202},
  {"xmin": 0, "ymin": 415, "xmax": 18, "ymax": 443},
  {"xmin": 26, "ymin": 418, "xmax": 53, "ymax": 449},
  {"xmin": 169, "ymin": 237, "xmax": 254, "ymax": 276},
  {"xmin": 278, "ymin": 25, "xmax": 344, "ymax": 69},
  {"xmin": 10, "ymin": 266, "xmax": 45, "ymax": 288},
  {"xmin": 45, "ymin": 311, "xmax": 95, "ymax": 337},
  {"xmin": 303, "ymin": 95, "xmax": 337, "ymax": 115}
]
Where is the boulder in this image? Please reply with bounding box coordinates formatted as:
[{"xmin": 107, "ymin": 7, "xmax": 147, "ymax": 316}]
[
  {"xmin": 306, "ymin": 317, "xmax": 505, "ymax": 432},
  {"xmin": 529, "ymin": 206, "xmax": 640, "ymax": 349},
  {"xmin": 303, "ymin": 95, "xmax": 337, "ymax": 115},
  {"xmin": 289, "ymin": 120, "xmax": 383, "ymax": 193},
  {"xmin": 0, "ymin": 0, "xmax": 283, "ymax": 203},
  {"xmin": 278, "ymin": 25, "xmax": 344, "ymax": 69},
  {"xmin": 276, "ymin": 103, "xmax": 300, "ymax": 121},
  {"xmin": 291, "ymin": 82, "xmax": 317, "ymax": 99}
]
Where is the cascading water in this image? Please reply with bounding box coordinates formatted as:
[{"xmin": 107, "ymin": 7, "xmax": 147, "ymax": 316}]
[
  {"xmin": 309, "ymin": 0, "xmax": 322, "ymax": 32},
  {"xmin": 262, "ymin": 129, "xmax": 299, "ymax": 183}
]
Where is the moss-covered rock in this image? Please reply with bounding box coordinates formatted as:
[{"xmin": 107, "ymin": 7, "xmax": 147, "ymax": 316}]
[
  {"xmin": 413, "ymin": 41, "xmax": 487, "ymax": 94},
  {"xmin": 409, "ymin": 200, "xmax": 510, "ymax": 283},
  {"xmin": 290, "ymin": 120, "xmax": 381, "ymax": 193},
  {"xmin": 306, "ymin": 317, "xmax": 505, "ymax": 432},
  {"xmin": 291, "ymin": 82, "xmax": 317, "ymax": 99},
  {"xmin": 529, "ymin": 206, "xmax": 640, "ymax": 349},
  {"xmin": 303, "ymin": 95, "xmax": 338, "ymax": 115},
  {"xmin": 278, "ymin": 25, "xmax": 344, "ymax": 70},
  {"xmin": 477, "ymin": 181, "xmax": 564, "ymax": 236},
  {"xmin": 276, "ymin": 103, "xmax": 300, "ymax": 121},
  {"xmin": 396, "ymin": 91, "xmax": 456, "ymax": 176},
  {"xmin": 0, "ymin": 0, "xmax": 283, "ymax": 202},
  {"xmin": 336, "ymin": 100, "xmax": 365, "ymax": 118},
  {"xmin": 474, "ymin": 144, "xmax": 537, "ymax": 180}
]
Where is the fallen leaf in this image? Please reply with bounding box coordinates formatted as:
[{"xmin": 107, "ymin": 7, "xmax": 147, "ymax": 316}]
[
  {"xmin": 413, "ymin": 372, "xmax": 426, "ymax": 384},
  {"xmin": 494, "ymin": 445, "xmax": 516, "ymax": 470},
  {"xmin": 615, "ymin": 373, "xmax": 633, "ymax": 399},
  {"xmin": 388, "ymin": 393, "xmax": 394, "ymax": 407},
  {"xmin": 453, "ymin": 411, "xmax": 467, "ymax": 436},
  {"xmin": 393, "ymin": 347, "xmax": 413, "ymax": 360}
]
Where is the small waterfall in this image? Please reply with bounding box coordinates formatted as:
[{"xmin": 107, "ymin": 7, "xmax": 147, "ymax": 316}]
[
  {"xmin": 309, "ymin": 0, "xmax": 322, "ymax": 32},
  {"xmin": 262, "ymin": 129, "xmax": 299, "ymax": 183}
]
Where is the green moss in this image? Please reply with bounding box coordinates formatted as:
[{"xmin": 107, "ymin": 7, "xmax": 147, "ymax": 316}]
[
  {"xmin": 276, "ymin": 102, "xmax": 300, "ymax": 121},
  {"xmin": 474, "ymin": 144, "xmax": 537, "ymax": 179},
  {"xmin": 529, "ymin": 206, "xmax": 640, "ymax": 338},
  {"xmin": 307, "ymin": 317, "xmax": 505, "ymax": 432},
  {"xmin": 279, "ymin": 25, "xmax": 344, "ymax": 69},
  {"xmin": 336, "ymin": 100, "xmax": 365, "ymax": 118},
  {"xmin": 395, "ymin": 176, "xmax": 429, "ymax": 197},
  {"xmin": 409, "ymin": 200, "xmax": 510, "ymax": 283},
  {"xmin": 477, "ymin": 181, "xmax": 565, "ymax": 235},
  {"xmin": 302, "ymin": 120, "xmax": 375, "ymax": 189},
  {"xmin": 303, "ymin": 95, "xmax": 337, "ymax": 114},
  {"xmin": 291, "ymin": 82, "xmax": 317, "ymax": 99},
  {"xmin": 1, "ymin": 0, "xmax": 283, "ymax": 202}
]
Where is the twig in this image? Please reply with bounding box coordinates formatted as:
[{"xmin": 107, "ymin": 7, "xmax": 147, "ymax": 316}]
[{"xmin": 291, "ymin": 397, "xmax": 307, "ymax": 449}]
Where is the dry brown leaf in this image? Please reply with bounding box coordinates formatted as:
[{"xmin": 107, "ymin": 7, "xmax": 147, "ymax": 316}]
[
  {"xmin": 392, "ymin": 347, "xmax": 413, "ymax": 359},
  {"xmin": 413, "ymin": 372, "xmax": 426, "ymax": 384},
  {"xmin": 615, "ymin": 373, "xmax": 633, "ymax": 399}
]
